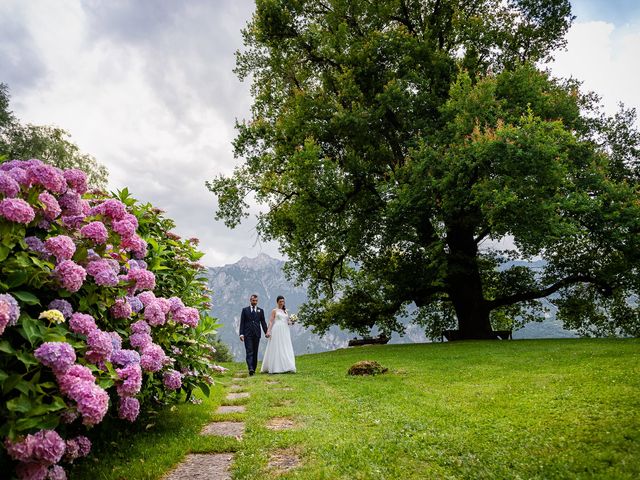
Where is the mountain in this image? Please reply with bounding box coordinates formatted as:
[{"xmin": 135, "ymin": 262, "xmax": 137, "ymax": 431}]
[{"xmin": 206, "ymin": 254, "xmax": 576, "ymax": 361}]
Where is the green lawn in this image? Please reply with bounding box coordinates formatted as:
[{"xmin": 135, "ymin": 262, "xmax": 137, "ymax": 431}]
[{"xmin": 70, "ymin": 338, "xmax": 640, "ymax": 479}]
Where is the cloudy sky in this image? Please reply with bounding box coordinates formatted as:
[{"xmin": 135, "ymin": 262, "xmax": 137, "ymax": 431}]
[{"xmin": 1, "ymin": 0, "xmax": 639, "ymax": 267}]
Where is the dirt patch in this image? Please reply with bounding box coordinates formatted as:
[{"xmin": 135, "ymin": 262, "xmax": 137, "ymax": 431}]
[
  {"xmin": 268, "ymin": 449, "xmax": 300, "ymax": 475},
  {"xmin": 274, "ymin": 399, "xmax": 294, "ymax": 407},
  {"xmin": 233, "ymin": 372, "xmax": 248, "ymax": 378},
  {"xmin": 163, "ymin": 453, "xmax": 233, "ymax": 480},
  {"xmin": 226, "ymin": 392, "xmax": 250, "ymax": 400},
  {"xmin": 216, "ymin": 405, "xmax": 246, "ymax": 414},
  {"xmin": 201, "ymin": 421, "xmax": 245, "ymax": 439},
  {"xmin": 265, "ymin": 417, "xmax": 297, "ymax": 431}
]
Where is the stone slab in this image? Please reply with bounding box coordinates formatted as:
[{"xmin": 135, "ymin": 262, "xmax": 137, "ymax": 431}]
[
  {"xmin": 216, "ymin": 405, "xmax": 246, "ymax": 414},
  {"xmin": 163, "ymin": 453, "xmax": 233, "ymax": 480},
  {"xmin": 226, "ymin": 392, "xmax": 250, "ymax": 400},
  {"xmin": 201, "ymin": 421, "xmax": 245, "ymax": 438}
]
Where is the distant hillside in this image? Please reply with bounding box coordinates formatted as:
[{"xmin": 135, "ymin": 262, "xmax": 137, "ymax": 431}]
[{"xmin": 207, "ymin": 254, "xmax": 576, "ymax": 360}]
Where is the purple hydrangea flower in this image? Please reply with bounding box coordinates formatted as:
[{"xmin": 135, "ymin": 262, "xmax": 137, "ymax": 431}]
[
  {"xmin": 155, "ymin": 297, "xmax": 171, "ymax": 315},
  {"xmin": 34, "ymin": 342, "xmax": 76, "ymax": 373},
  {"xmin": 44, "ymin": 235, "xmax": 76, "ymax": 262},
  {"xmin": 68, "ymin": 313, "xmax": 97, "ymax": 335},
  {"xmin": 163, "ymin": 370, "xmax": 182, "ymax": 390},
  {"xmin": 61, "ymin": 215, "xmax": 85, "ymax": 230},
  {"xmin": 54, "ymin": 260, "xmax": 86, "ymax": 292},
  {"xmin": 140, "ymin": 343, "xmax": 166, "ymax": 372},
  {"xmin": 38, "ymin": 191, "xmax": 61, "ymax": 220},
  {"xmin": 116, "ymin": 363, "xmax": 142, "ymax": 397},
  {"xmin": 127, "ymin": 296, "xmax": 144, "ymax": 313},
  {"xmin": 0, "ymin": 159, "xmax": 24, "ymax": 171},
  {"xmin": 47, "ymin": 299, "xmax": 73, "ymax": 319},
  {"xmin": 86, "ymin": 259, "xmax": 119, "ymax": 287},
  {"xmin": 63, "ymin": 169, "xmax": 88, "ymax": 194},
  {"xmin": 144, "ymin": 301, "xmax": 166, "ymax": 326},
  {"xmin": 174, "ymin": 307, "xmax": 200, "ymax": 328},
  {"xmin": 0, "ymin": 302, "xmax": 11, "ymax": 335},
  {"xmin": 110, "ymin": 298, "xmax": 132, "ymax": 319},
  {"xmin": 80, "ymin": 221, "xmax": 108, "ymax": 244},
  {"xmin": 58, "ymin": 191, "xmax": 83, "ymax": 216},
  {"xmin": 0, "ymin": 198, "xmax": 35, "ymax": 224},
  {"xmin": 118, "ymin": 396, "xmax": 140, "ymax": 422},
  {"xmin": 30, "ymin": 430, "xmax": 66, "ymax": 465},
  {"xmin": 25, "ymin": 236, "xmax": 46, "ymax": 256},
  {"xmin": 110, "ymin": 349, "xmax": 140, "ymax": 367},
  {"xmin": 0, "ymin": 171, "xmax": 20, "ymax": 197},
  {"xmin": 168, "ymin": 297, "xmax": 185, "ymax": 314},
  {"xmin": 27, "ymin": 164, "xmax": 67, "ymax": 194}
]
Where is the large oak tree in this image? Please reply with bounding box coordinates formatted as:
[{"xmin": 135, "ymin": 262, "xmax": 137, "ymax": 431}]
[{"xmin": 208, "ymin": 0, "xmax": 640, "ymax": 339}]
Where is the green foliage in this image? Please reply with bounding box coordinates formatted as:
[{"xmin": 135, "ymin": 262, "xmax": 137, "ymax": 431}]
[
  {"xmin": 209, "ymin": 0, "xmax": 640, "ymax": 339},
  {"xmin": 0, "ymin": 83, "xmax": 108, "ymax": 188}
]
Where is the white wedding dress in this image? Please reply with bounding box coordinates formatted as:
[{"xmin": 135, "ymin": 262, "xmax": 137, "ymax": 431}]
[{"xmin": 261, "ymin": 309, "xmax": 296, "ymax": 373}]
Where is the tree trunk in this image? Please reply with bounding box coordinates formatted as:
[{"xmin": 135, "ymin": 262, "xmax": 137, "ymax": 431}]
[{"xmin": 446, "ymin": 225, "xmax": 494, "ymax": 339}]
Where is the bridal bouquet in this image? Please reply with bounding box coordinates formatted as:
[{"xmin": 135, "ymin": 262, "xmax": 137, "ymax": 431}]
[{"xmin": 288, "ymin": 313, "xmax": 299, "ymax": 325}]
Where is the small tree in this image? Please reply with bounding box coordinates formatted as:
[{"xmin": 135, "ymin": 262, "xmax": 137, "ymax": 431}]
[
  {"xmin": 0, "ymin": 84, "xmax": 108, "ymax": 189},
  {"xmin": 208, "ymin": 0, "xmax": 640, "ymax": 339}
]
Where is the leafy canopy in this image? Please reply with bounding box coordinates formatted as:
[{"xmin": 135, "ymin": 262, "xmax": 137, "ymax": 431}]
[{"xmin": 208, "ymin": 0, "xmax": 640, "ymax": 338}]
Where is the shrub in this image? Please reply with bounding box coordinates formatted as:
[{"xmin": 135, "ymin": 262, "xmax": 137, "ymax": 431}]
[
  {"xmin": 0, "ymin": 159, "xmax": 225, "ymax": 479},
  {"xmin": 347, "ymin": 360, "xmax": 388, "ymax": 376}
]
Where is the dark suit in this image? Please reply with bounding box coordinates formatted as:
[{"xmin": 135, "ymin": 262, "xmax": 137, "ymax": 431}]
[{"xmin": 239, "ymin": 306, "xmax": 268, "ymax": 374}]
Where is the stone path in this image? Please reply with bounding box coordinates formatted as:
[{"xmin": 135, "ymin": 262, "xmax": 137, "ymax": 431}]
[
  {"xmin": 165, "ymin": 371, "xmax": 303, "ymax": 478},
  {"xmin": 163, "ymin": 453, "xmax": 233, "ymax": 480}
]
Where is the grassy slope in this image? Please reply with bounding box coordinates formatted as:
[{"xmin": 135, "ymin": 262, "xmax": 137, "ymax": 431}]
[{"xmin": 70, "ymin": 339, "xmax": 640, "ymax": 479}]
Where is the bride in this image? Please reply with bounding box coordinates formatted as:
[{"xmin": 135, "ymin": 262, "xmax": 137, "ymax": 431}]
[{"xmin": 260, "ymin": 296, "xmax": 296, "ymax": 374}]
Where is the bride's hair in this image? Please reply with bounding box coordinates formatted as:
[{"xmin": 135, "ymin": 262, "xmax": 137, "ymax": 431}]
[{"xmin": 276, "ymin": 295, "xmax": 286, "ymax": 313}]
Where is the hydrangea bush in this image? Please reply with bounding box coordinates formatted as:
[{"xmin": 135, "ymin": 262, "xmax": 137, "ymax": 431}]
[{"xmin": 0, "ymin": 159, "xmax": 225, "ymax": 479}]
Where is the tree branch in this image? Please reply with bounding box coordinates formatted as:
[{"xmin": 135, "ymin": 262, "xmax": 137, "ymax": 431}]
[{"xmin": 488, "ymin": 274, "xmax": 614, "ymax": 310}]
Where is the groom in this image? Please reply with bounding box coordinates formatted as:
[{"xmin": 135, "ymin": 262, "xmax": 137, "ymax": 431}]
[{"xmin": 239, "ymin": 294, "xmax": 268, "ymax": 376}]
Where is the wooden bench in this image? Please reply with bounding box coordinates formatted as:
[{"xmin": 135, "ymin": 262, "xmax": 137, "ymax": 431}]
[{"xmin": 348, "ymin": 335, "xmax": 390, "ymax": 347}]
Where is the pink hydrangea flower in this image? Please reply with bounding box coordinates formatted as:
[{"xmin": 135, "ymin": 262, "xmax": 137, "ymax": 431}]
[
  {"xmin": 140, "ymin": 344, "xmax": 167, "ymax": 372},
  {"xmin": 64, "ymin": 435, "xmax": 91, "ymax": 463},
  {"xmin": 0, "ymin": 198, "xmax": 35, "ymax": 224},
  {"xmin": 144, "ymin": 301, "xmax": 166, "ymax": 326},
  {"xmin": 68, "ymin": 313, "xmax": 97, "ymax": 335},
  {"xmin": 5, "ymin": 429, "xmax": 65, "ymax": 466},
  {"xmin": 93, "ymin": 199, "xmax": 127, "ymax": 220},
  {"xmin": 130, "ymin": 320, "xmax": 151, "ymax": 334},
  {"xmin": 112, "ymin": 218, "xmax": 136, "ymax": 237},
  {"xmin": 121, "ymin": 234, "xmax": 147, "ymax": 259},
  {"xmin": 75, "ymin": 383, "xmax": 109, "ymax": 426},
  {"xmin": 163, "ymin": 370, "xmax": 182, "ymax": 390},
  {"xmin": 110, "ymin": 298, "xmax": 132, "ymax": 319},
  {"xmin": 168, "ymin": 297, "xmax": 185, "ymax": 314},
  {"xmin": 118, "ymin": 396, "xmax": 140, "ymax": 422},
  {"xmin": 127, "ymin": 269, "xmax": 155, "ymax": 292},
  {"xmin": 44, "ymin": 235, "xmax": 76, "ymax": 262},
  {"xmin": 47, "ymin": 465, "xmax": 67, "ymax": 480},
  {"xmin": 6, "ymin": 167, "xmax": 29, "ymax": 186},
  {"xmin": 80, "ymin": 221, "xmax": 108, "ymax": 244},
  {"xmin": 136, "ymin": 291, "xmax": 156, "ymax": 306},
  {"xmin": 0, "ymin": 171, "xmax": 21, "ymax": 197},
  {"xmin": 129, "ymin": 332, "xmax": 152, "ymax": 350},
  {"xmin": 63, "ymin": 168, "xmax": 88, "ymax": 194},
  {"xmin": 0, "ymin": 293, "xmax": 20, "ymax": 335},
  {"xmin": 116, "ymin": 363, "xmax": 142, "ymax": 397},
  {"xmin": 34, "ymin": 342, "xmax": 76, "ymax": 374},
  {"xmin": 37, "ymin": 191, "xmax": 61, "ymax": 220},
  {"xmin": 174, "ymin": 307, "xmax": 200, "ymax": 328},
  {"xmin": 54, "ymin": 260, "xmax": 86, "ymax": 292},
  {"xmin": 86, "ymin": 329, "xmax": 114, "ymax": 359},
  {"xmin": 61, "ymin": 215, "xmax": 85, "ymax": 230}
]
